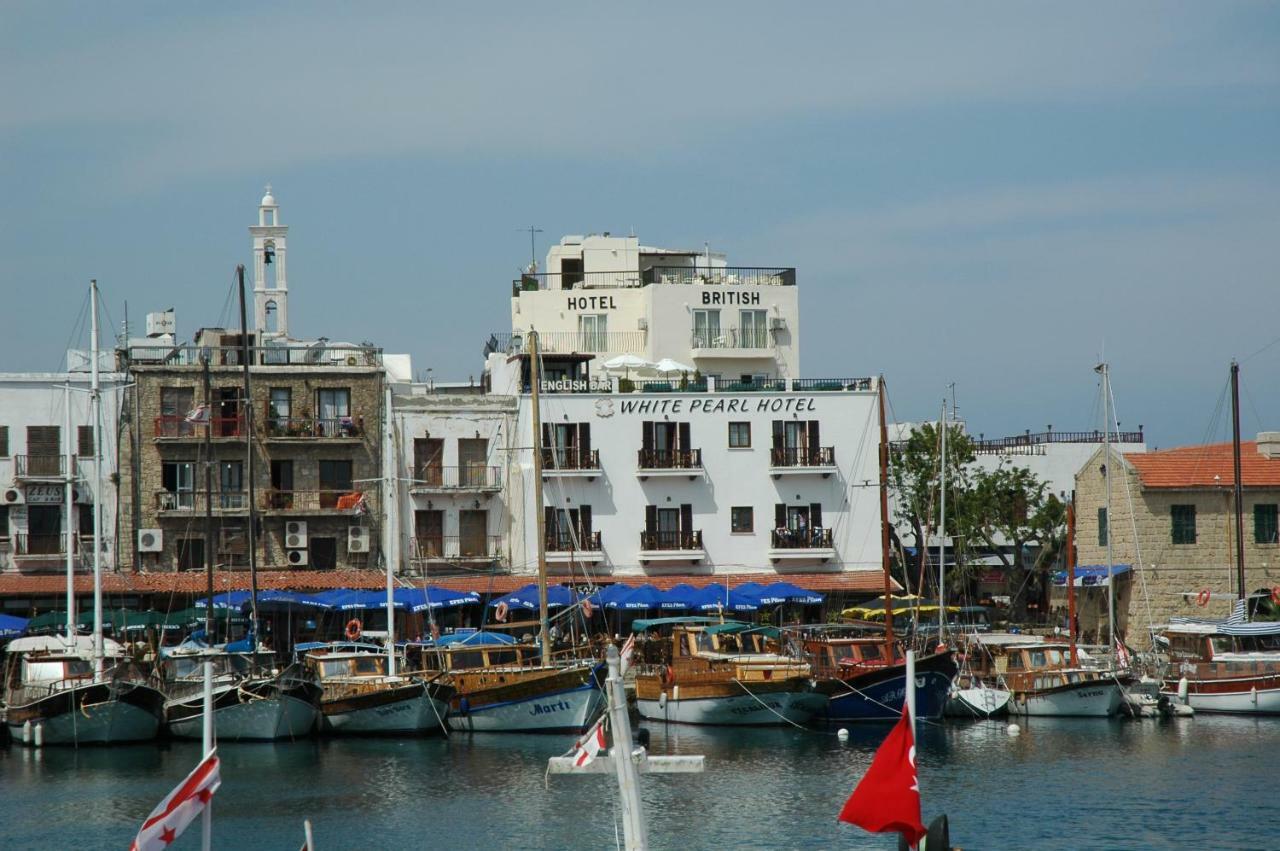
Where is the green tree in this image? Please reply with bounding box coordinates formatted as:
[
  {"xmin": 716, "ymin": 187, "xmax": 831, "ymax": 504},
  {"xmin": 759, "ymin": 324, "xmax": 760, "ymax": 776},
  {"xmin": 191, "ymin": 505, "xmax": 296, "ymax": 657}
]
[{"xmin": 890, "ymin": 422, "xmax": 975, "ymax": 595}]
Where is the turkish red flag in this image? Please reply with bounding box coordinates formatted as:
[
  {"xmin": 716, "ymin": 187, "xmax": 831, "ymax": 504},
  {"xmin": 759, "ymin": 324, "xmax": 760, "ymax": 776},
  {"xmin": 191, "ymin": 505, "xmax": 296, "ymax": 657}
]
[{"xmin": 838, "ymin": 706, "xmax": 926, "ymax": 846}]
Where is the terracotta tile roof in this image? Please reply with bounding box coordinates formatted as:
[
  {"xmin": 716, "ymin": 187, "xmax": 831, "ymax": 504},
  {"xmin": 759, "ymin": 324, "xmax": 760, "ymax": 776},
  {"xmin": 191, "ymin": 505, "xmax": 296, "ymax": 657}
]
[
  {"xmin": 0, "ymin": 569, "xmax": 896, "ymax": 598},
  {"xmin": 1125, "ymin": 441, "xmax": 1280, "ymax": 489}
]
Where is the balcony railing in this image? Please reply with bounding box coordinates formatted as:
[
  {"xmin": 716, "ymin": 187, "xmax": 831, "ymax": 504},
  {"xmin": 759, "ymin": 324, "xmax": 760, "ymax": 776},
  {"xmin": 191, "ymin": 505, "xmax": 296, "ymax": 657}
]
[
  {"xmin": 488, "ymin": 330, "xmax": 647, "ymax": 356},
  {"xmin": 541, "ymin": 447, "xmax": 600, "ymax": 471},
  {"xmin": 639, "ymin": 530, "xmax": 703, "ymax": 551},
  {"xmin": 411, "ymin": 536, "xmax": 502, "ymax": 561},
  {"xmin": 13, "ymin": 533, "xmax": 70, "ymax": 556},
  {"xmin": 264, "ymin": 416, "xmax": 364, "ymax": 439},
  {"xmin": 155, "ymin": 490, "xmax": 249, "ymax": 512},
  {"xmin": 409, "ymin": 465, "xmax": 501, "ymax": 490},
  {"xmin": 14, "ymin": 455, "xmax": 67, "ymax": 478},
  {"xmin": 790, "ymin": 377, "xmax": 875, "ymax": 392},
  {"xmin": 770, "ymin": 447, "xmax": 836, "ymax": 468},
  {"xmin": 125, "ymin": 344, "xmax": 383, "ymax": 368},
  {"xmin": 545, "ymin": 530, "xmax": 602, "ymax": 552},
  {"xmin": 771, "ymin": 528, "xmax": 834, "ymax": 549},
  {"xmin": 716, "ymin": 378, "xmax": 787, "ymax": 392},
  {"xmin": 637, "ymin": 449, "xmax": 702, "ymax": 470},
  {"xmin": 261, "ymin": 490, "xmax": 368, "ymax": 511},
  {"xmin": 691, "ymin": 327, "xmax": 772, "ymax": 350},
  {"xmin": 972, "ymin": 429, "xmax": 1145, "ymax": 455},
  {"xmin": 154, "ymin": 415, "xmax": 245, "ymax": 438},
  {"xmin": 638, "ymin": 380, "xmax": 708, "ymax": 393},
  {"xmin": 648, "ymin": 266, "xmax": 795, "ymax": 287}
]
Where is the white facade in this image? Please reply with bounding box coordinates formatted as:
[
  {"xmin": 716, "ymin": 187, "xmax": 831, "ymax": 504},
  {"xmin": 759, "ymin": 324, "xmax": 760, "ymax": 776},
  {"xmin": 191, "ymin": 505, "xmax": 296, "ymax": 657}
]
[
  {"xmin": 507, "ymin": 234, "xmax": 800, "ymax": 383},
  {"xmin": 0, "ymin": 369, "xmax": 126, "ymax": 574},
  {"xmin": 971, "ymin": 433, "xmax": 1147, "ymax": 501},
  {"xmin": 251, "ymin": 185, "xmax": 289, "ymax": 340}
]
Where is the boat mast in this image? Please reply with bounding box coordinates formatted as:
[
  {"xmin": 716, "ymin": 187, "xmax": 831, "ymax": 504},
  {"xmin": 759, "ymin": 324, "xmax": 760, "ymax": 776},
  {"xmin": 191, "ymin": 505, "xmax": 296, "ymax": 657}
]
[
  {"xmin": 1231, "ymin": 360, "xmax": 1246, "ymax": 603},
  {"xmin": 202, "ymin": 353, "xmax": 215, "ymax": 641},
  {"xmin": 938, "ymin": 397, "xmax": 947, "ymax": 641},
  {"xmin": 384, "ymin": 383, "xmax": 397, "ymax": 677},
  {"xmin": 877, "ymin": 377, "xmax": 895, "ymax": 657},
  {"xmin": 530, "ymin": 330, "xmax": 551, "ymax": 666},
  {"xmin": 1066, "ymin": 501, "xmax": 1078, "ymax": 668},
  {"xmin": 63, "ymin": 381, "xmax": 76, "ymax": 641},
  {"xmin": 1099, "ymin": 362, "xmax": 1115, "ymax": 652},
  {"xmin": 90, "ymin": 280, "xmax": 104, "ymax": 677},
  {"xmin": 236, "ymin": 266, "xmax": 261, "ymax": 654}
]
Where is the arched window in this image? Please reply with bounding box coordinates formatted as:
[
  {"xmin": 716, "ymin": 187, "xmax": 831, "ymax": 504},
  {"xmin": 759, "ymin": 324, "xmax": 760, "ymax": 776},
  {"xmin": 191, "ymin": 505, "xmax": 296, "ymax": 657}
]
[{"xmin": 264, "ymin": 300, "xmax": 279, "ymax": 334}]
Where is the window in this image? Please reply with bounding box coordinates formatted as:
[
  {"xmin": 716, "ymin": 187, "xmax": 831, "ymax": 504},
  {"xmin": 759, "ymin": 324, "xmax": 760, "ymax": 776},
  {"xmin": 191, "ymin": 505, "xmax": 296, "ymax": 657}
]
[
  {"xmin": 772, "ymin": 420, "xmax": 821, "ymax": 465},
  {"xmin": 78, "ymin": 504, "xmax": 94, "ymax": 538},
  {"xmin": 728, "ymin": 422, "xmax": 751, "ymax": 448},
  {"xmin": 318, "ymin": 460, "xmax": 353, "ymax": 508},
  {"xmin": 1171, "ymin": 504, "xmax": 1197, "ymax": 545},
  {"xmin": 315, "ymin": 388, "xmax": 352, "ymax": 436},
  {"xmin": 731, "ymin": 507, "xmax": 754, "ymax": 534},
  {"xmin": 1098, "ymin": 507, "xmax": 1108, "ymax": 547},
  {"xmin": 578, "ymin": 314, "xmax": 608, "ymax": 351},
  {"xmin": 1257, "ymin": 504, "xmax": 1280, "ymax": 545},
  {"xmin": 692, "ymin": 309, "xmax": 721, "ymax": 348},
  {"xmin": 458, "ymin": 437, "xmax": 489, "ymax": 486},
  {"xmin": 542, "ymin": 423, "xmax": 592, "ymax": 469},
  {"xmin": 220, "ymin": 461, "xmax": 245, "ymax": 509},
  {"xmin": 25, "ymin": 426, "xmax": 60, "ymax": 475},
  {"xmin": 269, "ymin": 460, "xmax": 294, "ymax": 509},
  {"xmin": 177, "ymin": 538, "xmax": 204, "ymax": 572},
  {"xmin": 78, "ymin": 425, "xmax": 94, "ymax": 457},
  {"xmin": 0, "ymin": 505, "xmax": 9, "ymax": 540},
  {"xmin": 545, "ymin": 506, "xmax": 593, "ymax": 550},
  {"xmin": 268, "ymin": 387, "xmax": 292, "ymax": 428},
  {"xmin": 0, "ymin": 426, "xmax": 8, "ymax": 456},
  {"xmin": 739, "ymin": 309, "xmax": 768, "ymax": 348},
  {"xmin": 218, "ymin": 525, "xmax": 247, "ymax": 566},
  {"xmin": 311, "ymin": 537, "xmax": 338, "ymax": 570},
  {"xmin": 161, "ymin": 461, "xmax": 196, "ymax": 510},
  {"xmin": 160, "ymin": 387, "xmax": 195, "ymax": 437}
]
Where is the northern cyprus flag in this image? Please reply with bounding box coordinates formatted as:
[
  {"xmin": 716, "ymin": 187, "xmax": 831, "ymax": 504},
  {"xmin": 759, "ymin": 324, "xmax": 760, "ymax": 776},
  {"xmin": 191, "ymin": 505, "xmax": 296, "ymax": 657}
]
[
  {"xmin": 129, "ymin": 750, "xmax": 221, "ymax": 851},
  {"xmin": 570, "ymin": 717, "xmax": 608, "ymax": 768}
]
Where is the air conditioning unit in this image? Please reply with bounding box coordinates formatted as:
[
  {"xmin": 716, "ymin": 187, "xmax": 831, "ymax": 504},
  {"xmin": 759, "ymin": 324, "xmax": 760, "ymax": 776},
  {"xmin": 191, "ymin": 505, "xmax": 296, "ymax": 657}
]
[
  {"xmin": 347, "ymin": 526, "xmax": 371, "ymax": 553},
  {"xmin": 286, "ymin": 548, "xmax": 308, "ymax": 567},
  {"xmin": 138, "ymin": 529, "xmax": 164, "ymax": 553},
  {"xmin": 769, "ymin": 317, "xmax": 786, "ymax": 331},
  {"xmin": 3, "ymin": 488, "xmax": 22, "ymax": 504},
  {"xmin": 285, "ymin": 521, "xmax": 308, "ymax": 549}
]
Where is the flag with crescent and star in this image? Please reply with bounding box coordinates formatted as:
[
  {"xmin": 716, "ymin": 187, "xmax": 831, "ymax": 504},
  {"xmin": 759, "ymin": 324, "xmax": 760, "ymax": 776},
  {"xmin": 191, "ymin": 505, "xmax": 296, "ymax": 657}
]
[
  {"xmin": 129, "ymin": 750, "xmax": 221, "ymax": 851},
  {"xmin": 837, "ymin": 705, "xmax": 926, "ymax": 846}
]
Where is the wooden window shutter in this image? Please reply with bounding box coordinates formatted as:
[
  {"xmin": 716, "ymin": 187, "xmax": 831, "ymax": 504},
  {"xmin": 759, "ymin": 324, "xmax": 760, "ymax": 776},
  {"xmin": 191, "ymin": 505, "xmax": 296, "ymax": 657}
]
[
  {"xmin": 809, "ymin": 503, "xmax": 823, "ymax": 528},
  {"xmin": 775, "ymin": 503, "xmax": 787, "ymax": 529},
  {"xmin": 642, "ymin": 421, "xmax": 654, "ymax": 452},
  {"xmin": 645, "ymin": 504, "xmax": 657, "ymax": 532},
  {"xmin": 680, "ymin": 503, "xmax": 693, "ymax": 532},
  {"xmin": 580, "ymin": 504, "xmax": 592, "ymax": 535},
  {"xmin": 678, "ymin": 422, "xmax": 691, "ymax": 451},
  {"xmin": 807, "ymin": 420, "xmax": 820, "ymax": 453},
  {"xmin": 772, "ymin": 420, "xmax": 784, "ymax": 450},
  {"xmin": 579, "ymin": 422, "xmax": 591, "ymax": 452},
  {"xmin": 544, "ymin": 506, "xmax": 556, "ymax": 536},
  {"xmin": 541, "ymin": 423, "xmax": 552, "ymax": 448}
]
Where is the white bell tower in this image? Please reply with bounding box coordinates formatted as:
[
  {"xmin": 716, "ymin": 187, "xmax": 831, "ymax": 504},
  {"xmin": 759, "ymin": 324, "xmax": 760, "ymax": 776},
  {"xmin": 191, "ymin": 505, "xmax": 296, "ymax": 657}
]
[{"xmin": 250, "ymin": 184, "xmax": 289, "ymax": 339}]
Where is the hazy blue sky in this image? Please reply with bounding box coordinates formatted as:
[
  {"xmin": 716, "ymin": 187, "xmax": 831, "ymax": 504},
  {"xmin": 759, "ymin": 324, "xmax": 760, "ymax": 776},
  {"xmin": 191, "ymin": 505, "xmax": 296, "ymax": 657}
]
[{"xmin": 3, "ymin": 2, "xmax": 1278, "ymax": 447}]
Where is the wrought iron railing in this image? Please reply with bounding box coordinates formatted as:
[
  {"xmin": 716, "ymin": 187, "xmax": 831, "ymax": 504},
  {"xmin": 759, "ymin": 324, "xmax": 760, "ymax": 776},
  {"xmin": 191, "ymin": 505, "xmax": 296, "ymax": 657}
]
[
  {"xmin": 771, "ymin": 528, "xmax": 834, "ymax": 549},
  {"xmin": 691, "ymin": 327, "xmax": 772, "ymax": 350},
  {"xmin": 263, "ymin": 416, "xmax": 364, "ymax": 439},
  {"xmin": 411, "ymin": 536, "xmax": 503, "ymax": 561},
  {"xmin": 13, "ymin": 533, "xmax": 70, "ymax": 556},
  {"xmin": 647, "ymin": 266, "xmax": 795, "ymax": 287},
  {"xmin": 488, "ymin": 330, "xmax": 647, "ymax": 355},
  {"xmin": 408, "ymin": 465, "xmax": 501, "ymax": 489},
  {"xmin": 541, "ymin": 447, "xmax": 600, "ymax": 471},
  {"xmin": 545, "ymin": 530, "xmax": 602, "ymax": 552},
  {"xmin": 790, "ymin": 377, "xmax": 874, "ymax": 392},
  {"xmin": 770, "ymin": 447, "xmax": 836, "ymax": 467},
  {"xmin": 637, "ymin": 449, "xmax": 702, "ymax": 470},
  {"xmin": 717, "ymin": 378, "xmax": 786, "ymax": 392},
  {"xmin": 14, "ymin": 455, "xmax": 66, "ymax": 478},
  {"xmin": 972, "ymin": 429, "xmax": 1144, "ymax": 454},
  {"xmin": 126, "ymin": 344, "xmax": 382, "ymax": 368},
  {"xmin": 155, "ymin": 415, "xmax": 245, "ymax": 438},
  {"xmin": 155, "ymin": 490, "xmax": 249, "ymax": 512},
  {"xmin": 261, "ymin": 490, "xmax": 368, "ymax": 511},
  {"xmin": 639, "ymin": 530, "xmax": 703, "ymax": 551}
]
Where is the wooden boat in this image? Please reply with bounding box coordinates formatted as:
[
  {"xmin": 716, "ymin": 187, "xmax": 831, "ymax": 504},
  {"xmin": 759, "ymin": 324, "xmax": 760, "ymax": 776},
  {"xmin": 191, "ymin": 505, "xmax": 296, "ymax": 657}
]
[
  {"xmin": 966, "ymin": 634, "xmax": 1121, "ymax": 717},
  {"xmin": 632, "ymin": 618, "xmax": 826, "ymax": 726},
  {"xmin": 159, "ymin": 648, "xmax": 320, "ymax": 741},
  {"xmin": 410, "ymin": 634, "xmax": 605, "ymax": 734},
  {"xmin": 303, "ymin": 643, "xmax": 453, "ymax": 735},
  {"xmin": 1158, "ymin": 621, "xmax": 1280, "ymax": 714},
  {"xmin": 797, "ymin": 628, "xmax": 957, "ymax": 722},
  {"xmin": 4, "ymin": 635, "xmax": 163, "ymax": 745}
]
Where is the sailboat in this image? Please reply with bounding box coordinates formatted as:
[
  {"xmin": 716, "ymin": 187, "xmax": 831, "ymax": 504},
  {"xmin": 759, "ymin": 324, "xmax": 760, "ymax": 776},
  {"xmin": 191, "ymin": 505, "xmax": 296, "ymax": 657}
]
[
  {"xmin": 412, "ymin": 330, "xmax": 605, "ymax": 733},
  {"xmin": 4, "ymin": 281, "xmax": 164, "ymax": 745},
  {"xmin": 159, "ymin": 266, "xmax": 321, "ymax": 740},
  {"xmin": 804, "ymin": 378, "xmax": 957, "ymax": 722},
  {"xmin": 1157, "ymin": 362, "xmax": 1280, "ymax": 714}
]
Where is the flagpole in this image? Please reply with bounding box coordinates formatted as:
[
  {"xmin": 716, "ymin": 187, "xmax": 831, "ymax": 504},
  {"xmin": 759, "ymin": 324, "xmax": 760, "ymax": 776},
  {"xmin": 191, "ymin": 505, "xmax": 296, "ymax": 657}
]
[
  {"xmin": 202, "ymin": 659, "xmax": 213, "ymax": 851},
  {"xmin": 905, "ymin": 649, "xmax": 916, "ymax": 727},
  {"xmin": 304, "ymin": 818, "xmax": 315, "ymax": 851}
]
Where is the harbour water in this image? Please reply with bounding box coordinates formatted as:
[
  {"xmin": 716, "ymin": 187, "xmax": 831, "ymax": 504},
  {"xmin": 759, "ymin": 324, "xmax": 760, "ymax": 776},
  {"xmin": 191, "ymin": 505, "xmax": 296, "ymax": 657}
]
[{"xmin": 1, "ymin": 715, "xmax": 1273, "ymax": 850}]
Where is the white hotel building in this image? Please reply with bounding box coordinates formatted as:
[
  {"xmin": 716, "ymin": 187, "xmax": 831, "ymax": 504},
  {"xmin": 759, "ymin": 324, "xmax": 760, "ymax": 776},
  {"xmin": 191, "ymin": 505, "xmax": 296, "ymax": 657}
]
[{"xmin": 389, "ymin": 234, "xmax": 889, "ymax": 594}]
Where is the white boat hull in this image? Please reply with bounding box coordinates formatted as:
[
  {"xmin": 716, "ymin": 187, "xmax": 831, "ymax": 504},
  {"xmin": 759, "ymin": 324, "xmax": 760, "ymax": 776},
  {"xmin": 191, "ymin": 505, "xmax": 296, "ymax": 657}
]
[
  {"xmin": 945, "ymin": 686, "xmax": 1011, "ymax": 719},
  {"xmin": 1010, "ymin": 681, "xmax": 1122, "ymax": 717},
  {"xmin": 323, "ymin": 693, "xmax": 451, "ymax": 735},
  {"xmin": 9, "ymin": 699, "xmax": 159, "ymax": 745},
  {"xmin": 637, "ymin": 690, "xmax": 826, "ymax": 726},
  {"xmin": 451, "ymin": 684, "xmax": 605, "ymax": 733},
  {"xmin": 167, "ymin": 693, "xmax": 317, "ymax": 741},
  {"xmin": 1161, "ymin": 684, "xmax": 1280, "ymax": 715}
]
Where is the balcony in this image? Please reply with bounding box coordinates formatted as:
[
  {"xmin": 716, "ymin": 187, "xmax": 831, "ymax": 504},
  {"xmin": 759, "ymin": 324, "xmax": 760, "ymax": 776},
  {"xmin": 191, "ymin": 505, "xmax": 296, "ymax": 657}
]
[
  {"xmin": 125, "ymin": 344, "xmax": 383, "ymax": 368},
  {"xmin": 545, "ymin": 530, "xmax": 604, "ymax": 564},
  {"xmin": 639, "ymin": 530, "xmax": 704, "ymax": 563},
  {"xmin": 768, "ymin": 528, "xmax": 835, "ymax": 563},
  {"xmin": 410, "ymin": 536, "xmax": 503, "ymax": 567},
  {"xmin": 690, "ymin": 327, "xmax": 776, "ymax": 360},
  {"xmin": 12, "ymin": 533, "xmax": 70, "ymax": 558},
  {"xmin": 636, "ymin": 449, "xmax": 703, "ymax": 480},
  {"xmin": 155, "ymin": 490, "xmax": 249, "ymax": 514},
  {"xmin": 541, "ymin": 447, "xmax": 601, "ymax": 479},
  {"xmin": 154, "ymin": 415, "xmax": 245, "ymax": 439},
  {"xmin": 648, "ymin": 266, "xmax": 795, "ymax": 287},
  {"xmin": 487, "ymin": 330, "xmax": 647, "ymax": 356},
  {"xmin": 263, "ymin": 416, "xmax": 364, "ymax": 440},
  {"xmin": 769, "ymin": 447, "xmax": 837, "ymax": 478},
  {"xmin": 13, "ymin": 455, "xmax": 68, "ymax": 481},
  {"xmin": 261, "ymin": 490, "xmax": 369, "ymax": 513},
  {"xmin": 408, "ymin": 466, "xmax": 502, "ymax": 493}
]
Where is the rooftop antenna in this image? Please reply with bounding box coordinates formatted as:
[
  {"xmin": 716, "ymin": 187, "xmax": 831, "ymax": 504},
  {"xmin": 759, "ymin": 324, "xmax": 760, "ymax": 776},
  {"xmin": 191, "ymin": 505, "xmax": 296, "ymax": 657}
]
[{"xmin": 520, "ymin": 226, "xmax": 543, "ymax": 272}]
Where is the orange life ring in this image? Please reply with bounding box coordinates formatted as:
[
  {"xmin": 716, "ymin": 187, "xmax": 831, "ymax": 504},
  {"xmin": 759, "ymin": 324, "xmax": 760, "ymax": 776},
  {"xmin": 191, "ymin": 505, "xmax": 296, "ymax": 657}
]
[
  {"xmin": 662, "ymin": 665, "xmax": 676, "ymax": 687},
  {"xmin": 495, "ymin": 601, "xmax": 510, "ymax": 623},
  {"xmin": 1271, "ymin": 587, "xmax": 1280, "ymax": 606},
  {"xmin": 345, "ymin": 618, "xmax": 362, "ymax": 640},
  {"xmin": 582, "ymin": 599, "xmax": 595, "ymax": 618},
  {"xmin": 1196, "ymin": 588, "xmax": 1211, "ymax": 608}
]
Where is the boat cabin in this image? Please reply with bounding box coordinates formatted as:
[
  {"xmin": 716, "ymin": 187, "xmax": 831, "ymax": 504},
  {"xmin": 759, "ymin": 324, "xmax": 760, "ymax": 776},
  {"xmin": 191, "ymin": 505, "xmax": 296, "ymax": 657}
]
[
  {"xmin": 306, "ymin": 652, "xmax": 391, "ymax": 682},
  {"xmin": 803, "ymin": 637, "xmax": 904, "ymax": 678},
  {"xmin": 1162, "ymin": 625, "xmax": 1280, "ymax": 662}
]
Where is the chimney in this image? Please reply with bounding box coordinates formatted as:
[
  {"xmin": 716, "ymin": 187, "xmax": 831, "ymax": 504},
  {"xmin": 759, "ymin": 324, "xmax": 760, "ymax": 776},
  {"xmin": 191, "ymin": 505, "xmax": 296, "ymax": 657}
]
[{"xmin": 1259, "ymin": 432, "xmax": 1280, "ymax": 460}]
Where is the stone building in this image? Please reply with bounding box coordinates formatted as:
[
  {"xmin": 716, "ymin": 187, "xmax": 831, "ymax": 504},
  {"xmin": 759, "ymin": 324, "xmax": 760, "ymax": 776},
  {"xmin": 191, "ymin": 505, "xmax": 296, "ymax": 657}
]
[{"xmin": 1074, "ymin": 433, "xmax": 1280, "ymax": 647}]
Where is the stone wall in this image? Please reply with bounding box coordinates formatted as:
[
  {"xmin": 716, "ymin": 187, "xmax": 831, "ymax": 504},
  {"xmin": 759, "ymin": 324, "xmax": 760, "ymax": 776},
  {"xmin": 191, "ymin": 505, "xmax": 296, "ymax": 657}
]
[{"xmin": 1074, "ymin": 448, "xmax": 1280, "ymax": 647}]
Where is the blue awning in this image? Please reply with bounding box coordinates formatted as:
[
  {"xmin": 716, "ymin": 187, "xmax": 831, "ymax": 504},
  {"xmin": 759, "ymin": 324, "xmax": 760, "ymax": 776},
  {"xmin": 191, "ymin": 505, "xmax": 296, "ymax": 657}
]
[
  {"xmin": 1052, "ymin": 564, "xmax": 1132, "ymax": 587},
  {"xmin": 0, "ymin": 613, "xmax": 28, "ymax": 637},
  {"xmin": 659, "ymin": 584, "xmax": 700, "ymax": 610},
  {"xmin": 610, "ymin": 584, "xmax": 666, "ymax": 610},
  {"xmin": 756, "ymin": 582, "xmax": 825, "ymax": 605},
  {"xmin": 489, "ymin": 584, "xmax": 579, "ymax": 610},
  {"xmin": 687, "ymin": 583, "xmax": 760, "ymax": 613},
  {"xmin": 195, "ymin": 591, "xmax": 252, "ymax": 609}
]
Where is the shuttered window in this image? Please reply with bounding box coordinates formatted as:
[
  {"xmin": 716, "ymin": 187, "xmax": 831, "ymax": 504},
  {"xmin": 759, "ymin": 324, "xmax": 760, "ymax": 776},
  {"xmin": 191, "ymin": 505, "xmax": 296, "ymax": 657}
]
[
  {"xmin": 1171, "ymin": 505, "xmax": 1197, "ymax": 545},
  {"xmin": 0, "ymin": 426, "xmax": 8, "ymax": 456},
  {"xmin": 1098, "ymin": 508, "xmax": 1108, "ymax": 547},
  {"xmin": 78, "ymin": 425, "xmax": 94, "ymax": 457},
  {"xmin": 1257, "ymin": 504, "xmax": 1280, "ymax": 545}
]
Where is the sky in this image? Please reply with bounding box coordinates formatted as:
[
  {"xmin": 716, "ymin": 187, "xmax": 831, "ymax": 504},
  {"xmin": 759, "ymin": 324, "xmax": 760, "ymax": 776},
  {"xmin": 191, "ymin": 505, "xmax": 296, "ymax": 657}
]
[{"xmin": 2, "ymin": 2, "xmax": 1278, "ymax": 448}]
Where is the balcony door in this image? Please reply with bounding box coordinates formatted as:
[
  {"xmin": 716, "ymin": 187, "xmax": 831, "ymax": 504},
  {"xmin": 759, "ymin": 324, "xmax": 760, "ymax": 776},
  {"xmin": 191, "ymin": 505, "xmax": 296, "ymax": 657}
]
[
  {"xmin": 215, "ymin": 387, "xmax": 242, "ymax": 437},
  {"xmin": 27, "ymin": 505, "xmax": 61, "ymax": 554},
  {"xmin": 546, "ymin": 506, "xmax": 592, "ymax": 550},
  {"xmin": 27, "ymin": 425, "xmax": 61, "ymax": 475},
  {"xmin": 692, "ymin": 309, "xmax": 720, "ymax": 348},
  {"xmin": 773, "ymin": 420, "xmax": 819, "ymax": 465},
  {"xmin": 458, "ymin": 438, "xmax": 488, "ymax": 487},
  {"xmin": 739, "ymin": 309, "xmax": 768, "ymax": 348},
  {"xmin": 414, "ymin": 438, "xmax": 443, "ymax": 486},
  {"xmin": 459, "ymin": 510, "xmax": 488, "ymax": 557},
  {"xmin": 162, "ymin": 461, "xmax": 195, "ymax": 510},
  {"xmin": 415, "ymin": 509, "xmax": 443, "ymax": 557}
]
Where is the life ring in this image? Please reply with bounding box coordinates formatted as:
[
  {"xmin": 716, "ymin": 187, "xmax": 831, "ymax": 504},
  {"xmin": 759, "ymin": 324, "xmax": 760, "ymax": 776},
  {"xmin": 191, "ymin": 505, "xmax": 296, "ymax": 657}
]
[
  {"xmin": 495, "ymin": 601, "xmax": 509, "ymax": 623},
  {"xmin": 346, "ymin": 356, "xmax": 358, "ymax": 366},
  {"xmin": 1271, "ymin": 587, "xmax": 1280, "ymax": 606},
  {"xmin": 662, "ymin": 665, "xmax": 676, "ymax": 687},
  {"xmin": 1196, "ymin": 588, "xmax": 1211, "ymax": 608},
  {"xmin": 345, "ymin": 618, "xmax": 362, "ymax": 640},
  {"xmin": 582, "ymin": 599, "xmax": 595, "ymax": 618}
]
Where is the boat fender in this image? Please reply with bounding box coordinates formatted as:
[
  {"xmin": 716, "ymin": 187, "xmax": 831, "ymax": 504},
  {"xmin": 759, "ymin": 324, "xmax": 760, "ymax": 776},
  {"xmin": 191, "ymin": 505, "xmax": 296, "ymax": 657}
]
[
  {"xmin": 495, "ymin": 602, "xmax": 509, "ymax": 623},
  {"xmin": 1196, "ymin": 588, "xmax": 1211, "ymax": 608},
  {"xmin": 1271, "ymin": 586, "xmax": 1280, "ymax": 606},
  {"xmin": 658, "ymin": 692, "xmax": 667, "ymax": 711},
  {"xmin": 33, "ymin": 723, "xmax": 43, "ymax": 748},
  {"xmin": 582, "ymin": 599, "xmax": 595, "ymax": 618},
  {"xmin": 1177, "ymin": 676, "xmax": 1189, "ymax": 704},
  {"xmin": 345, "ymin": 618, "xmax": 363, "ymax": 640}
]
